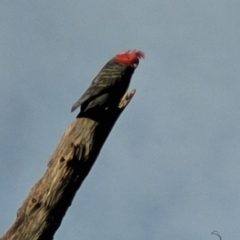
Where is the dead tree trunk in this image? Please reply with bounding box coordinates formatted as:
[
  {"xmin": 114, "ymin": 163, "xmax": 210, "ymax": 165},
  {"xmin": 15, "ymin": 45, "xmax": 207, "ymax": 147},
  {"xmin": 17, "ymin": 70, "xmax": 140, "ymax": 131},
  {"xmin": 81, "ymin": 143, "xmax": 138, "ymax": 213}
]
[{"xmin": 0, "ymin": 90, "xmax": 136, "ymax": 240}]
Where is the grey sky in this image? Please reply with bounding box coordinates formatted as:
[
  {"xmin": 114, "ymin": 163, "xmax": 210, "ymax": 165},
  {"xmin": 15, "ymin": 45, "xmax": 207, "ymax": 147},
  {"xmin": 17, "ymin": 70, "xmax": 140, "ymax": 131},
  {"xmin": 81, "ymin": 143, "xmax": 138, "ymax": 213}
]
[{"xmin": 1, "ymin": 1, "xmax": 240, "ymax": 240}]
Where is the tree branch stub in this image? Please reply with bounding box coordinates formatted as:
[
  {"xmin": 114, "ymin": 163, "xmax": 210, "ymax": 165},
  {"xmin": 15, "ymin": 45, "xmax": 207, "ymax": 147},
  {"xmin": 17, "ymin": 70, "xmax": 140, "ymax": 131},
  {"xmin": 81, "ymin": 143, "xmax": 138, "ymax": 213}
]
[{"xmin": 1, "ymin": 89, "xmax": 136, "ymax": 240}]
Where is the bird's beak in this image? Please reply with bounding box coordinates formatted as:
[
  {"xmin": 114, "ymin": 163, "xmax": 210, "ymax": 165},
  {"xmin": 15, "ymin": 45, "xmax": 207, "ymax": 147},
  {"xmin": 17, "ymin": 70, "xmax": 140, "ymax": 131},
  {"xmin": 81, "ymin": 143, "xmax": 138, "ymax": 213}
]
[{"xmin": 132, "ymin": 63, "xmax": 138, "ymax": 68}]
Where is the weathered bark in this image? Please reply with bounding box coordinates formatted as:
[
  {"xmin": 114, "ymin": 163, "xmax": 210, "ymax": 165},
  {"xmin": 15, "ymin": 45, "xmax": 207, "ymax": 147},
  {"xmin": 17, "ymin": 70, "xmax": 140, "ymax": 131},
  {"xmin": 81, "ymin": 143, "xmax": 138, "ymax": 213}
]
[{"xmin": 1, "ymin": 89, "xmax": 136, "ymax": 240}]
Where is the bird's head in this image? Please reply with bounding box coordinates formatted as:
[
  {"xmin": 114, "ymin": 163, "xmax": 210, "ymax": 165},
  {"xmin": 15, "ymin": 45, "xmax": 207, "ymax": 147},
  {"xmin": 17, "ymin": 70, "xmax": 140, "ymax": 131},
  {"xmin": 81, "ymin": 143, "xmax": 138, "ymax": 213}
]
[{"xmin": 114, "ymin": 49, "xmax": 145, "ymax": 68}]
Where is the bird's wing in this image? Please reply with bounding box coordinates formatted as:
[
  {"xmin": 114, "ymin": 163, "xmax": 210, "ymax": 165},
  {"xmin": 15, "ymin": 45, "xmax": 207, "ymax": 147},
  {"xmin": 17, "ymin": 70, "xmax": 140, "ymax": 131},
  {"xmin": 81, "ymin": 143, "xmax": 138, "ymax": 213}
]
[
  {"xmin": 71, "ymin": 84, "xmax": 109, "ymax": 112},
  {"xmin": 83, "ymin": 93, "xmax": 109, "ymax": 111}
]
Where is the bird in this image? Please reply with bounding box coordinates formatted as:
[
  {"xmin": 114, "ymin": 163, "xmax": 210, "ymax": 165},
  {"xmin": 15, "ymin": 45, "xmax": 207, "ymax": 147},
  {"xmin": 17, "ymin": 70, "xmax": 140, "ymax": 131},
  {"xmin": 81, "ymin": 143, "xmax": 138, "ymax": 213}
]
[{"xmin": 71, "ymin": 49, "xmax": 144, "ymax": 113}]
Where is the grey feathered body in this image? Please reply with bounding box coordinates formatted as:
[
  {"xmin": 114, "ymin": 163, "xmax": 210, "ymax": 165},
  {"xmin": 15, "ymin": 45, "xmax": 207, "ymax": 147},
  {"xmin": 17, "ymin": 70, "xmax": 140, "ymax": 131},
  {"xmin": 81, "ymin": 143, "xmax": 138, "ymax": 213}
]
[{"xmin": 71, "ymin": 58, "xmax": 135, "ymax": 113}]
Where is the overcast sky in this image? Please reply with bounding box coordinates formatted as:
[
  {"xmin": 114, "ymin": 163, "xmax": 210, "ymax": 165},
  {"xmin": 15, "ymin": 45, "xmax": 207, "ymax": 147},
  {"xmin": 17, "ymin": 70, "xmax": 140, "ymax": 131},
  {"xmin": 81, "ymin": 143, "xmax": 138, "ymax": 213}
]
[{"xmin": 1, "ymin": 1, "xmax": 240, "ymax": 240}]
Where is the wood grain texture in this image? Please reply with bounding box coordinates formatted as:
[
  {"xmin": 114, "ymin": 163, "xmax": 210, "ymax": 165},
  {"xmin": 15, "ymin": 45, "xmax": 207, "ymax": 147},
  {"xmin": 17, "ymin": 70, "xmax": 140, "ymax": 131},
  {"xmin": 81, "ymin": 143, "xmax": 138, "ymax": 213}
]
[{"xmin": 1, "ymin": 89, "xmax": 136, "ymax": 240}]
